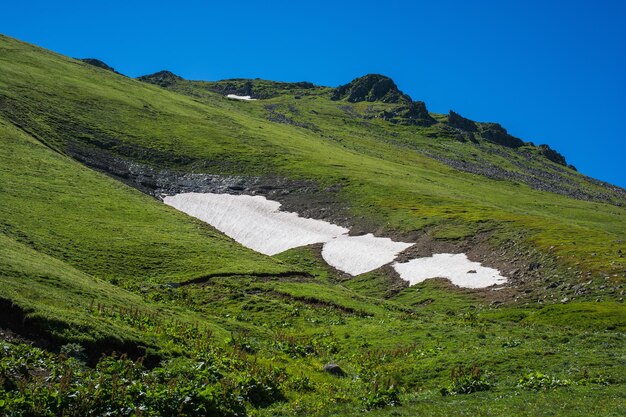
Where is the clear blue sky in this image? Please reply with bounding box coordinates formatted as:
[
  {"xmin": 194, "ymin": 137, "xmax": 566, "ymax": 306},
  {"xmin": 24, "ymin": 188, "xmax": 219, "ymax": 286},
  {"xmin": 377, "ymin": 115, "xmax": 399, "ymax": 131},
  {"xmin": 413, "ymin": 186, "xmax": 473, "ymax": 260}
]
[{"xmin": 2, "ymin": 0, "xmax": 625, "ymax": 187}]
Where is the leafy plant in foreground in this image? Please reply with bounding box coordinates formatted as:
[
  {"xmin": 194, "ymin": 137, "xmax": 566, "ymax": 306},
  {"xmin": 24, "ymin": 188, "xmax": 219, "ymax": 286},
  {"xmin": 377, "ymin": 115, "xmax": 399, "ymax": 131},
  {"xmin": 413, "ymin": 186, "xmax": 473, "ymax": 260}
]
[
  {"xmin": 440, "ymin": 365, "xmax": 492, "ymax": 396},
  {"xmin": 516, "ymin": 371, "xmax": 574, "ymax": 390},
  {"xmin": 362, "ymin": 380, "xmax": 401, "ymax": 410}
]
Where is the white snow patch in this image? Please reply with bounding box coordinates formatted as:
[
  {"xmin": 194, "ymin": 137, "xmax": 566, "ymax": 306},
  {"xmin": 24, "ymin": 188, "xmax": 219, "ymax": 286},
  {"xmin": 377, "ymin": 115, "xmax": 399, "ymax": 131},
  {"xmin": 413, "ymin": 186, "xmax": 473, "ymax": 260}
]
[
  {"xmin": 163, "ymin": 192, "xmax": 347, "ymax": 255},
  {"xmin": 393, "ymin": 253, "xmax": 507, "ymax": 289},
  {"xmin": 226, "ymin": 94, "xmax": 257, "ymax": 101},
  {"xmin": 163, "ymin": 193, "xmax": 508, "ymax": 286},
  {"xmin": 322, "ymin": 234, "xmax": 413, "ymax": 276}
]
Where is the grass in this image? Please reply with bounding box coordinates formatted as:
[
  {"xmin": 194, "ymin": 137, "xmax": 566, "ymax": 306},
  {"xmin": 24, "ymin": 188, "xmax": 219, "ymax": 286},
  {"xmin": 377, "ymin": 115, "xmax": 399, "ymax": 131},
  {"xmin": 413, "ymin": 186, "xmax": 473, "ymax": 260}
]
[
  {"xmin": 0, "ymin": 34, "xmax": 624, "ymax": 415},
  {"xmin": 0, "ymin": 118, "xmax": 291, "ymax": 285}
]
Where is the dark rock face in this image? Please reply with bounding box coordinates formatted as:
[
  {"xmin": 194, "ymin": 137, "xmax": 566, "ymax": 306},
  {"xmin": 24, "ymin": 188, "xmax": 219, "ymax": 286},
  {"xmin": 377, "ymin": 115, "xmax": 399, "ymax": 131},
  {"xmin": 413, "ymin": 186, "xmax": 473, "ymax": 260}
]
[
  {"xmin": 478, "ymin": 123, "xmax": 525, "ymax": 148},
  {"xmin": 334, "ymin": 75, "xmax": 436, "ymax": 126},
  {"xmin": 380, "ymin": 101, "xmax": 436, "ymax": 126},
  {"xmin": 80, "ymin": 58, "xmax": 120, "ymax": 75},
  {"xmin": 137, "ymin": 71, "xmax": 183, "ymax": 87},
  {"xmin": 446, "ymin": 111, "xmax": 567, "ymax": 165},
  {"xmin": 537, "ymin": 144, "xmax": 567, "ymax": 166},
  {"xmin": 323, "ymin": 363, "xmax": 346, "ymax": 377},
  {"xmin": 448, "ymin": 110, "xmax": 478, "ymax": 132},
  {"xmin": 331, "ymin": 74, "xmax": 411, "ymax": 103}
]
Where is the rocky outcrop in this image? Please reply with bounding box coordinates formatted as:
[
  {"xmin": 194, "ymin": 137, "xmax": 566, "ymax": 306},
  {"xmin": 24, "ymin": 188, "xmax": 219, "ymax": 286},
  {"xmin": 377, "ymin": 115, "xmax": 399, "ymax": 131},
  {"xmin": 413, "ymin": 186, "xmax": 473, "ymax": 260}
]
[
  {"xmin": 448, "ymin": 110, "xmax": 478, "ymax": 132},
  {"xmin": 478, "ymin": 123, "xmax": 525, "ymax": 148},
  {"xmin": 537, "ymin": 144, "xmax": 567, "ymax": 166},
  {"xmin": 331, "ymin": 74, "xmax": 410, "ymax": 103},
  {"xmin": 447, "ymin": 112, "xmax": 567, "ymax": 165},
  {"xmin": 334, "ymin": 75, "xmax": 436, "ymax": 126},
  {"xmin": 80, "ymin": 58, "xmax": 121, "ymax": 75},
  {"xmin": 379, "ymin": 101, "xmax": 436, "ymax": 126},
  {"xmin": 137, "ymin": 70, "xmax": 183, "ymax": 87},
  {"xmin": 211, "ymin": 80, "xmax": 255, "ymax": 97}
]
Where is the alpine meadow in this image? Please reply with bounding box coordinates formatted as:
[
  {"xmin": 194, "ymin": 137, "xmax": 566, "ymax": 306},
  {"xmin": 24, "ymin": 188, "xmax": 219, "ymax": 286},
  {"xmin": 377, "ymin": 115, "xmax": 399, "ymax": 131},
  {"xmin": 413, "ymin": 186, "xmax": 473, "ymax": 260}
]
[{"xmin": 0, "ymin": 34, "xmax": 624, "ymax": 416}]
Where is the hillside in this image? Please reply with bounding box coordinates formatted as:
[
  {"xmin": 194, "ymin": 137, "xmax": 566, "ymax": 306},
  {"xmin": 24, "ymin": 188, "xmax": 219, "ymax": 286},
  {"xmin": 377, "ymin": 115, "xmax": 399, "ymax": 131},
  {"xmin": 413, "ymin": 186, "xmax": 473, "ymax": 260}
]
[{"xmin": 0, "ymin": 34, "xmax": 624, "ymax": 416}]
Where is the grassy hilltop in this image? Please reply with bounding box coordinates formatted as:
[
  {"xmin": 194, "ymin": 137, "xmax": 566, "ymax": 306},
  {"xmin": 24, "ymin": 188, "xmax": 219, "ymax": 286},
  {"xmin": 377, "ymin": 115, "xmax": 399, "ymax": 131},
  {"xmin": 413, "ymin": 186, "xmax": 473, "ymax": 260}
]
[{"xmin": 0, "ymin": 34, "xmax": 624, "ymax": 416}]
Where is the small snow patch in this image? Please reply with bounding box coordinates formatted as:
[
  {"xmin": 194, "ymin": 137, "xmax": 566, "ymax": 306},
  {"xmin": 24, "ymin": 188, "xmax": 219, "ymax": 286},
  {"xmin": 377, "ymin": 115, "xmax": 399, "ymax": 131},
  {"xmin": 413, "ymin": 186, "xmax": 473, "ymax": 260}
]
[
  {"xmin": 322, "ymin": 234, "xmax": 413, "ymax": 276},
  {"xmin": 226, "ymin": 94, "xmax": 257, "ymax": 101},
  {"xmin": 393, "ymin": 253, "xmax": 507, "ymax": 289}
]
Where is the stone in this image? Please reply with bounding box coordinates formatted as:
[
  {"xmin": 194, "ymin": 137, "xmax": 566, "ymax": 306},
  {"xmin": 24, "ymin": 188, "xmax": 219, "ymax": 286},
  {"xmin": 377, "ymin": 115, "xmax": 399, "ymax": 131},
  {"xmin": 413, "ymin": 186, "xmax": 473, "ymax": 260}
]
[{"xmin": 323, "ymin": 363, "xmax": 345, "ymax": 377}]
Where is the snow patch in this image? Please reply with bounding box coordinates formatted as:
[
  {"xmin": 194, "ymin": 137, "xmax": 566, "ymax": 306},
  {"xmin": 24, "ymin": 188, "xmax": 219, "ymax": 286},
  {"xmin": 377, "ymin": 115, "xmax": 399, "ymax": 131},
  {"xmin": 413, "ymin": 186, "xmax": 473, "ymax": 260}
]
[
  {"xmin": 322, "ymin": 234, "xmax": 413, "ymax": 275},
  {"xmin": 163, "ymin": 192, "xmax": 347, "ymax": 256},
  {"xmin": 163, "ymin": 193, "xmax": 507, "ymax": 287},
  {"xmin": 226, "ymin": 94, "xmax": 257, "ymax": 101},
  {"xmin": 393, "ymin": 253, "xmax": 507, "ymax": 288}
]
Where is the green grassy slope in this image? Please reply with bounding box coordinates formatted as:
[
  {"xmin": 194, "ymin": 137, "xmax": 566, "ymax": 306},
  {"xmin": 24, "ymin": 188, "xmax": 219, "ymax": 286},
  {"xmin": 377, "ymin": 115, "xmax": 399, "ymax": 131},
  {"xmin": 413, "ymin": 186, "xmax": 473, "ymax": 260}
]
[
  {"xmin": 0, "ymin": 232, "xmax": 233, "ymax": 360},
  {"xmin": 0, "ymin": 118, "xmax": 291, "ymax": 284},
  {"xmin": 0, "ymin": 112, "xmax": 300, "ymax": 361},
  {"xmin": 0, "ymin": 35, "xmax": 624, "ymax": 416},
  {"xmin": 1, "ymin": 34, "xmax": 624, "ymax": 291}
]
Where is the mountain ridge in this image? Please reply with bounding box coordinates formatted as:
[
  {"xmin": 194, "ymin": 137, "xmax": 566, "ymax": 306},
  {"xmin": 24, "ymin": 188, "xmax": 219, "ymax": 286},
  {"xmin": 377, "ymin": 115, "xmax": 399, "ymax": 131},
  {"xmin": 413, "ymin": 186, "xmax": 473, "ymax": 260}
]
[
  {"xmin": 131, "ymin": 70, "xmax": 626, "ymax": 205},
  {"xmin": 136, "ymin": 70, "xmax": 578, "ymax": 168}
]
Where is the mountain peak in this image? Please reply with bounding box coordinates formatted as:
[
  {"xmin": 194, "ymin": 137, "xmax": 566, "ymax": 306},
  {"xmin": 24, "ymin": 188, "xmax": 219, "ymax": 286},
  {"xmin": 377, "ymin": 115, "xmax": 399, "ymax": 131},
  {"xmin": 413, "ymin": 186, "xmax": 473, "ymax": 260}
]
[
  {"xmin": 137, "ymin": 70, "xmax": 183, "ymax": 87},
  {"xmin": 331, "ymin": 74, "xmax": 411, "ymax": 103}
]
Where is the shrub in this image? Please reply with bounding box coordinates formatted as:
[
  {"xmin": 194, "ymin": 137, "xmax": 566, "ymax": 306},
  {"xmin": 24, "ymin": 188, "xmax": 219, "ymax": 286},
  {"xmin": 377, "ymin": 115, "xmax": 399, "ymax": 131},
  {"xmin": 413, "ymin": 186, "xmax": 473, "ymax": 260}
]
[
  {"xmin": 288, "ymin": 374, "xmax": 315, "ymax": 392},
  {"xmin": 517, "ymin": 371, "xmax": 572, "ymax": 390},
  {"xmin": 440, "ymin": 365, "xmax": 492, "ymax": 396},
  {"xmin": 362, "ymin": 381, "xmax": 401, "ymax": 410},
  {"xmin": 60, "ymin": 343, "xmax": 87, "ymax": 362},
  {"xmin": 232, "ymin": 366, "xmax": 286, "ymax": 408}
]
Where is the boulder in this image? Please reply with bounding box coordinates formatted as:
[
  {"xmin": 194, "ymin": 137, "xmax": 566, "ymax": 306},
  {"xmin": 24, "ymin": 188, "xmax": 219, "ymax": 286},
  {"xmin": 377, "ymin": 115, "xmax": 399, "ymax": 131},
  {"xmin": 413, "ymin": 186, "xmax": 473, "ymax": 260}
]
[{"xmin": 323, "ymin": 363, "xmax": 346, "ymax": 377}]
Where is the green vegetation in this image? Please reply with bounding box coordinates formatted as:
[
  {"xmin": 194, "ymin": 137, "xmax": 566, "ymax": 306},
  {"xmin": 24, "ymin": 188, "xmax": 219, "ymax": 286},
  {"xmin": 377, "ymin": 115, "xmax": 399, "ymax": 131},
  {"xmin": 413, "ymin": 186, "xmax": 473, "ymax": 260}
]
[{"xmin": 0, "ymin": 35, "xmax": 624, "ymax": 415}]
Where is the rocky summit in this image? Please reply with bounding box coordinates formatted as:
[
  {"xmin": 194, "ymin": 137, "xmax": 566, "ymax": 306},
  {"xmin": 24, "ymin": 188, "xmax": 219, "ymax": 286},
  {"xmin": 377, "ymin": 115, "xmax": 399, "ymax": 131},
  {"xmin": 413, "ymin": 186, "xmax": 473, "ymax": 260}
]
[
  {"xmin": 137, "ymin": 70, "xmax": 183, "ymax": 87},
  {"xmin": 331, "ymin": 73, "xmax": 411, "ymax": 103},
  {"xmin": 330, "ymin": 74, "xmax": 436, "ymax": 126}
]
